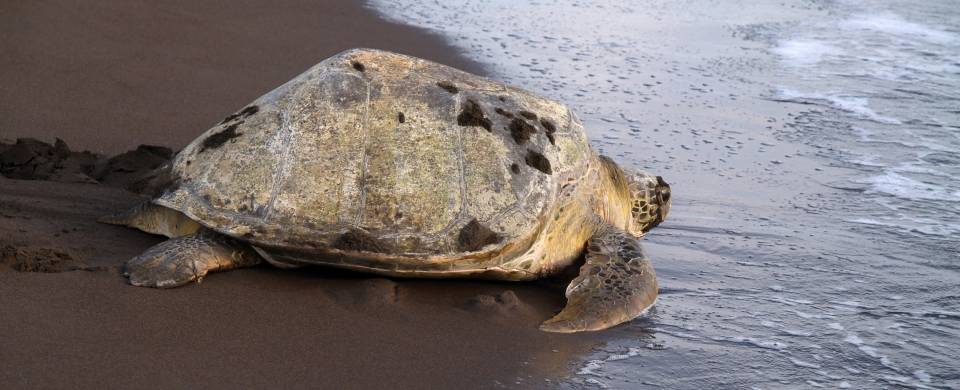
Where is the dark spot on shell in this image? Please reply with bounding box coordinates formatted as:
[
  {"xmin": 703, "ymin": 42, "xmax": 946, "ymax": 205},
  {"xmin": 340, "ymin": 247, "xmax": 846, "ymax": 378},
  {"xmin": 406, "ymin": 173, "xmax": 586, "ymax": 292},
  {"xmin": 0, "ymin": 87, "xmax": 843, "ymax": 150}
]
[
  {"xmin": 524, "ymin": 149, "xmax": 552, "ymax": 174},
  {"xmin": 436, "ymin": 81, "xmax": 459, "ymax": 94},
  {"xmin": 494, "ymin": 108, "xmax": 514, "ymax": 118},
  {"xmin": 240, "ymin": 105, "xmax": 259, "ymax": 117},
  {"xmin": 544, "ymin": 133, "xmax": 556, "ymax": 145},
  {"xmin": 199, "ymin": 123, "xmax": 242, "ymax": 153},
  {"xmin": 219, "ymin": 114, "xmax": 239, "ymax": 125},
  {"xmin": 539, "ymin": 118, "xmax": 556, "ymax": 133},
  {"xmin": 219, "ymin": 105, "xmax": 259, "ymax": 124},
  {"xmin": 498, "ymin": 96, "xmax": 507, "ymax": 102},
  {"xmin": 540, "ymin": 118, "xmax": 557, "ymax": 145},
  {"xmin": 351, "ymin": 61, "xmax": 365, "ymax": 72},
  {"xmin": 457, "ymin": 218, "xmax": 501, "ymax": 252},
  {"xmin": 510, "ymin": 163, "xmax": 520, "ymax": 174},
  {"xmin": 518, "ymin": 110, "xmax": 537, "ymax": 120},
  {"xmin": 334, "ymin": 229, "xmax": 389, "ymax": 253},
  {"xmin": 398, "ymin": 112, "xmax": 405, "ymax": 123},
  {"xmin": 457, "ymin": 99, "xmax": 492, "ymax": 131},
  {"xmin": 509, "ymin": 118, "xmax": 537, "ymax": 145}
]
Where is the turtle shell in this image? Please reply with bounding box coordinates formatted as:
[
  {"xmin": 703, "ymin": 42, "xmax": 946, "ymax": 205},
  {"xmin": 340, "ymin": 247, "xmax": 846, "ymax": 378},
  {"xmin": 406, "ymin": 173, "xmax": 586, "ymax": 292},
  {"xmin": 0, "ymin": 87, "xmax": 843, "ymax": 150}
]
[{"xmin": 156, "ymin": 49, "xmax": 591, "ymax": 259}]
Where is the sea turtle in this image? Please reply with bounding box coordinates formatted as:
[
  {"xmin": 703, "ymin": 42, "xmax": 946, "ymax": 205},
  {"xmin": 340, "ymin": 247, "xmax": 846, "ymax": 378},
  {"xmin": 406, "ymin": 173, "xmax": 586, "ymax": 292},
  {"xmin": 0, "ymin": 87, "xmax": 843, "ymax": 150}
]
[{"xmin": 100, "ymin": 48, "xmax": 672, "ymax": 333}]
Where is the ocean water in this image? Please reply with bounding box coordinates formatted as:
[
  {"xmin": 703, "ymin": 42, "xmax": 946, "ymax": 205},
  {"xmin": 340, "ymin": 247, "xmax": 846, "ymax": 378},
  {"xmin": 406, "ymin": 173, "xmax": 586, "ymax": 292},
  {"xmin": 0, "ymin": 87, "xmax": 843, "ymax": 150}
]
[{"xmin": 368, "ymin": 0, "xmax": 959, "ymax": 388}]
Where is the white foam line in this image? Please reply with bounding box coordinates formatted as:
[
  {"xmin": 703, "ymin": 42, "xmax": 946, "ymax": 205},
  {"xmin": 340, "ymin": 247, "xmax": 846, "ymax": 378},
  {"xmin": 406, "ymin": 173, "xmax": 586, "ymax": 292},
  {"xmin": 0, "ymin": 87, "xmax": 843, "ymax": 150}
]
[
  {"xmin": 841, "ymin": 12, "xmax": 958, "ymax": 44},
  {"xmin": 855, "ymin": 171, "xmax": 960, "ymax": 202},
  {"xmin": 772, "ymin": 39, "xmax": 843, "ymax": 66},
  {"xmin": 773, "ymin": 88, "xmax": 903, "ymax": 124}
]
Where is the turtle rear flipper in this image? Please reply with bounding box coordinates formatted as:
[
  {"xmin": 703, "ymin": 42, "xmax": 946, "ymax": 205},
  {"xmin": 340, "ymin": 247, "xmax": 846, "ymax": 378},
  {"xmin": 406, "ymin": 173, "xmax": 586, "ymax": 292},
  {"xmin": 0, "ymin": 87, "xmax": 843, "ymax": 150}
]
[
  {"xmin": 98, "ymin": 201, "xmax": 201, "ymax": 238},
  {"xmin": 540, "ymin": 224, "xmax": 658, "ymax": 333},
  {"xmin": 125, "ymin": 231, "xmax": 261, "ymax": 288}
]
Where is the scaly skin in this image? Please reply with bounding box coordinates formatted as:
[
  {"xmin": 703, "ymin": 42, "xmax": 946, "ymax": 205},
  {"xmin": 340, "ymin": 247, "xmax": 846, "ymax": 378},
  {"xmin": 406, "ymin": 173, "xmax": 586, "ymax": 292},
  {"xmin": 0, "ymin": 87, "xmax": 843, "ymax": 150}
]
[
  {"xmin": 539, "ymin": 223, "xmax": 658, "ymax": 333},
  {"xmin": 98, "ymin": 201, "xmax": 201, "ymax": 238},
  {"xmin": 124, "ymin": 230, "xmax": 261, "ymax": 288}
]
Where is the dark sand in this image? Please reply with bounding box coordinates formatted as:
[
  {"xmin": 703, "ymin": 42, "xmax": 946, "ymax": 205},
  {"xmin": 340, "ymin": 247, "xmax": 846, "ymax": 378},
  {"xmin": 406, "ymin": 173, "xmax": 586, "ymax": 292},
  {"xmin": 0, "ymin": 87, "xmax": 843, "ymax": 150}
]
[
  {"xmin": 0, "ymin": 0, "xmax": 483, "ymax": 154},
  {"xmin": 0, "ymin": 2, "xmax": 598, "ymax": 388}
]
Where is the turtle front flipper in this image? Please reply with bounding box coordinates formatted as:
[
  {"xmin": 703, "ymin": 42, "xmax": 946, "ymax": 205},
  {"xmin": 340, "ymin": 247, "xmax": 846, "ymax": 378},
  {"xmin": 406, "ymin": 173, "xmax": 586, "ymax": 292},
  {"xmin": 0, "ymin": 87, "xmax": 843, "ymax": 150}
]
[
  {"xmin": 125, "ymin": 231, "xmax": 262, "ymax": 288},
  {"xmin": 540, "ymin": 224, "xmax": 658, "ymax": 333}
]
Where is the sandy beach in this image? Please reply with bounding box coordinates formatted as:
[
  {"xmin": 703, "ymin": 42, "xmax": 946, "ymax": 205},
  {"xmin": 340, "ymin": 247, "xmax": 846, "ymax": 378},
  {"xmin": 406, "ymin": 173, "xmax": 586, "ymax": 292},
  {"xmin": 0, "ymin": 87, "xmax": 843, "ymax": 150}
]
[
  {"xmin": 0, "ymin": 0, "xmax": 483, "ymax": 154},
  {"xmin": 0, "ymin": 1, "xmax": 599, "ymax": 388},
  {"xmin": 7, "ymin": 0, "xmax": 959, "ymax": 388}
]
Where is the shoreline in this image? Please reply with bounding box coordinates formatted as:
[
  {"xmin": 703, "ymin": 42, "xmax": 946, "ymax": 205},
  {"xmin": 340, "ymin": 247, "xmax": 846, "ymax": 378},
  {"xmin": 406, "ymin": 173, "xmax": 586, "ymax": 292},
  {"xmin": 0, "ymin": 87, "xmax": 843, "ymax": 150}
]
[{"xmin": 0, "ymin": 2, "xmax": 599, "ymax": 388}]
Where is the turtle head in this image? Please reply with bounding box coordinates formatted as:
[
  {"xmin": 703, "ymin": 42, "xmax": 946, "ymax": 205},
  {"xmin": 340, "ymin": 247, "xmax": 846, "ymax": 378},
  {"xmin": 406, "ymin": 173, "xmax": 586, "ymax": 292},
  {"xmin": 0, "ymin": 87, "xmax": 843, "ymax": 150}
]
[{"xmin": 624, "ymin": 168, "xmax": 671, "ymax": 237}]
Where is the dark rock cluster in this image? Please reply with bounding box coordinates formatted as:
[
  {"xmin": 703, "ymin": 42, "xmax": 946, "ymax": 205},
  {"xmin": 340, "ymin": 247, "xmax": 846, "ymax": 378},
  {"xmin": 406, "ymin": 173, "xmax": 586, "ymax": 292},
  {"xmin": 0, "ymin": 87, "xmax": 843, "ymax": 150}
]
[{"xmin": 0, "ymin": 138, "xmax": 173, "ymax": 193}]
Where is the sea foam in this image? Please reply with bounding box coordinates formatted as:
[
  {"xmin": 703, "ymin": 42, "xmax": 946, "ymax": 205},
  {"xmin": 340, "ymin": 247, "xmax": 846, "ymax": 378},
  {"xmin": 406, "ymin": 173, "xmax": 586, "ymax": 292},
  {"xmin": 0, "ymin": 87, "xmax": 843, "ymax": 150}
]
[
  {"xmin": 772, "ymin": 39, "xmax": 842, "ymax": 66},
  {"xmin": 774, "ymin": 88, "xmax": 902, "ymax": 124},
  {"xmin": 841, "ymin": 12, "xmax": 958, "ymax": 44},
  {"xmin": 856, "ymin": 171, "xmax": 960, "ymax": 202}
]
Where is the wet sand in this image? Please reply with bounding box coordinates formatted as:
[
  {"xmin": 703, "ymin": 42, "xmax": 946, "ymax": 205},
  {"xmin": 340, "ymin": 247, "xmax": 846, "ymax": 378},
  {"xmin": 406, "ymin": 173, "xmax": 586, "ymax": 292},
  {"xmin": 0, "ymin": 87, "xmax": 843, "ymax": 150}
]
[{"xmin": 0, "ymin": 1, "xmax": 598, "ymax": 388}]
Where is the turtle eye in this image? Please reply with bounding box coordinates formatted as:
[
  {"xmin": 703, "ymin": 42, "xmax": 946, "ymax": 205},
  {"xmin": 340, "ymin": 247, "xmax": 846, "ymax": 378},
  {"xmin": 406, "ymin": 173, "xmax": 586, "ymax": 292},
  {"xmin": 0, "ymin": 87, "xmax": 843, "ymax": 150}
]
[
  {"xmin": 655, "ymin": 182, "xmax": 671, "ymax": 224},
  {"xmin": 656, "ymin": 176, "xmax": 671, "ymax": 203}
]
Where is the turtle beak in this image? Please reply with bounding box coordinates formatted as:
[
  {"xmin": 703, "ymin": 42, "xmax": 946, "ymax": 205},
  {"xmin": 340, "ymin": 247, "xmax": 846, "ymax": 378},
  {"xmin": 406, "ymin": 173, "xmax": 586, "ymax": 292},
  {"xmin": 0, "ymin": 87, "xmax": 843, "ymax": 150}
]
[{"xmin": 655, "ymin": 176, "xmax": 671, "ymax": 223}]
